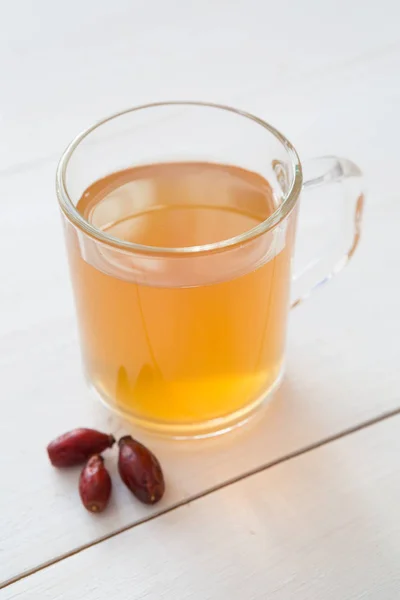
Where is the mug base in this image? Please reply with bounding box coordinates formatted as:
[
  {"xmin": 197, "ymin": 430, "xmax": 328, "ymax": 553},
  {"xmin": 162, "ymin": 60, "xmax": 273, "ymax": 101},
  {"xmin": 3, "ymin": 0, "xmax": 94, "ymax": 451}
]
[{"xmin": 89, "ymin": 367, "xmax": 285, "ymax": 439}]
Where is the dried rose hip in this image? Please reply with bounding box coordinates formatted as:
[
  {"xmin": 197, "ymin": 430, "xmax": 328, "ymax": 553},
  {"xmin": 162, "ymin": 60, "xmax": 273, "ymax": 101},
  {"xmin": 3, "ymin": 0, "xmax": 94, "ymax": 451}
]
[
  {"xmin": 47, "ymin": 428, "xmax": 115, "ymax": 467},
  {"xmin": 118, "ymin": 435, "xmax": 165, "ymax": 505},
  {"xmin": 79, "ymin": 455, "xmax": 112, "ymax": 513}
]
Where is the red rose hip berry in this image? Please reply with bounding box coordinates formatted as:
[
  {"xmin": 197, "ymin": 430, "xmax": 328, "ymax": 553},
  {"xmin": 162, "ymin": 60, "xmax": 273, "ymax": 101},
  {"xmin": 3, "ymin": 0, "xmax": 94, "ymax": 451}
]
[
  {"xmin": 79, "ymin": 455, "xmax": 112, "ymax": 513},
  {"xmin": 47, "ymin": 428, "xmax": 115, "ymax": 467},
  {"xmin": 118, "ymin": 436, "xmax": 165, "ymax": 504}
]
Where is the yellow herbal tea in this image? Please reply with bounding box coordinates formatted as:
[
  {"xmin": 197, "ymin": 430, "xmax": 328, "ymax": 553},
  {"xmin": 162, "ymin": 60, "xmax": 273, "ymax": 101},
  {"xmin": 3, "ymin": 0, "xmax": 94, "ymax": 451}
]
[{"xmin": 68, "ymin": 162, "xmax": 294, "ymax": 430}]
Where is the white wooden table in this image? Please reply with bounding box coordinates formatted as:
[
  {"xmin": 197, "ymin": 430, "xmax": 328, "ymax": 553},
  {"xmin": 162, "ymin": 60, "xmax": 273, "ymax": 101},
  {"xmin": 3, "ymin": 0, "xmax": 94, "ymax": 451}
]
[{"xmin": 1, "ymin": 1, "xmax": 400, "ymax": 597}]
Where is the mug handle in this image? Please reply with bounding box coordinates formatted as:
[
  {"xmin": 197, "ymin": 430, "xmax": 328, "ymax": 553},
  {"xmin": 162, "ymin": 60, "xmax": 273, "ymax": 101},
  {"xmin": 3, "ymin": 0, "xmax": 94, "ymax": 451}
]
[{"xmin": 291, "ymin": 156, "xmax": 364, "ymax": 308}]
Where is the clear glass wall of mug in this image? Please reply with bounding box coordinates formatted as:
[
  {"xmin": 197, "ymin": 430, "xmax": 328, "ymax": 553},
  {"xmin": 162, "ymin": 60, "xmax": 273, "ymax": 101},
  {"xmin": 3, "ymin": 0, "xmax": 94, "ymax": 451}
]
[{"xmin": 57, "ymin": 102, "xmax": 363, "ymax": 437}]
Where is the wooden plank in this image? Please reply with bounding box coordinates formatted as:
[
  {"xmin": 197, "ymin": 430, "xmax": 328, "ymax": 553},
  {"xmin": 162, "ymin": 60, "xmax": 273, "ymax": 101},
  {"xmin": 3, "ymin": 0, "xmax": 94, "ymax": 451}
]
[
  {"xmin": 1, "ymin": 0, "xmax": 400, "ymax": 171},
  {"xmin": 1, "ymin": 156, "xmax": 400, "ymax": 585},
  {"xmin": 4, "ymin": 412, "xmax": 400, "ymax": 599}
]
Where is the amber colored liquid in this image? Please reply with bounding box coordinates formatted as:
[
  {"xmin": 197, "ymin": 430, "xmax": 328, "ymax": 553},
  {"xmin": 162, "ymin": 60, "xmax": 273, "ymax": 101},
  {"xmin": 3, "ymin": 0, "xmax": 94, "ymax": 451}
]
[{"xmin": 70, "ymin": 163, "xmax": 294, "ymax": 432}]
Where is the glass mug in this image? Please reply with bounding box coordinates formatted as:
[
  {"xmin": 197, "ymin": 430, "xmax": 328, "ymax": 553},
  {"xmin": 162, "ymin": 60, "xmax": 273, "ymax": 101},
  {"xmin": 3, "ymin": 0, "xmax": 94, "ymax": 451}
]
[{"xmin": 56, "ymin": 102, "xmax": 363, "ymax": 437}]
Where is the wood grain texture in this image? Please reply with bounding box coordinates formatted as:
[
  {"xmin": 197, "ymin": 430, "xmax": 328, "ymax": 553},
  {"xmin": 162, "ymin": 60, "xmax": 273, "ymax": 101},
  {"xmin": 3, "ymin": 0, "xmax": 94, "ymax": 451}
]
[
  {"xmin": 5, "ymin": 413, "xmax": 400, "ymax": 599},
  {"xmin": 1, "ymin": 0, "xmax": 400, "ymax": 589}
]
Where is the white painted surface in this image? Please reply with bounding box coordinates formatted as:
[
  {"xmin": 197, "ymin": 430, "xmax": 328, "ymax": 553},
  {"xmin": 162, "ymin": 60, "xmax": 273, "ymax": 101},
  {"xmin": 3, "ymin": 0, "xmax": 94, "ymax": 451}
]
[
  {"xmin": 2, "ymin": 0, "xmax": 400, "ymax": 173},
  {"xmin": 5, "ymin": 414, "xmax": 400, "ymax": 599},
  {"xmin": 1, "ymin": 167, "xmax": 400, "ymax": 586},
  {"xmin": 1, "ymin": 0, "xmax": 400, "ymax": 594}
]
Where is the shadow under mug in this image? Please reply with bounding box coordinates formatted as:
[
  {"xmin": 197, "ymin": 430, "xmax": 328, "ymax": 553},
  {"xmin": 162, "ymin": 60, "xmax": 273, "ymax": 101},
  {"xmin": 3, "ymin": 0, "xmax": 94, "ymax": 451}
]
[{"xmin": 56, "ymin": 102, "xmax": 364, "ymax": 438}]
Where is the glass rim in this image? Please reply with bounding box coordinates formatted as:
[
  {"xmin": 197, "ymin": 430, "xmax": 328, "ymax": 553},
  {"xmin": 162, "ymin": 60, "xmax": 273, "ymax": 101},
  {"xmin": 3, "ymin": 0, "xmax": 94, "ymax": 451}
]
[{"xmin": 56, "ymin": 101, "xmax": 303, "ymax": 255}]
